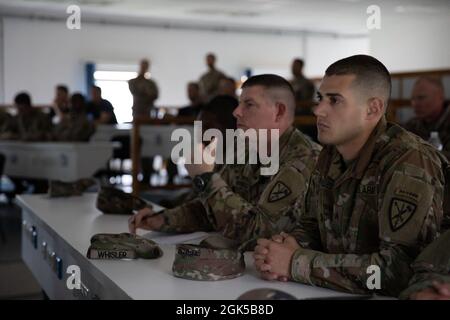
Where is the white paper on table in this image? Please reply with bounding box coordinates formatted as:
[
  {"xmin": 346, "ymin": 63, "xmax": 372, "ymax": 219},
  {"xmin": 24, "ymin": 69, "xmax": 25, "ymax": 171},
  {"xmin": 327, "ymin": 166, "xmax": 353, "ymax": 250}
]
[{"xmin": 142, "ymin": 231, "xmax": 216, "ymax": 245}]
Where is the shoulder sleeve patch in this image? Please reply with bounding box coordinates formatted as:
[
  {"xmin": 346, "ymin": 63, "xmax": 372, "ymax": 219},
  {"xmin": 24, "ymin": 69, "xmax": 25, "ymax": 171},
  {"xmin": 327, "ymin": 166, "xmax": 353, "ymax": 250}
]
[
  {"xmin": 258, "ymin": 166, "xmax": 308, "ymax": 216},
  {"xmin": 380, "ymin": 170, "xmax": 435, "ymax": 246}
]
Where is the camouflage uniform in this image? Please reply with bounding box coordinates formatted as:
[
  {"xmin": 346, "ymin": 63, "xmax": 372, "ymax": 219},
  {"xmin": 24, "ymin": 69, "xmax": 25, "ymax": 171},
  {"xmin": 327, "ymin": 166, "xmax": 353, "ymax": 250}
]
[
  {"xmin": 399, "ymin": 229, "xmax": 450, "ymax": 299},
  {"xmin": 289, "ymin": 117, "xmax": 448, "ymax": 297},
  {"xmin": 156, "ymin": 126, "xmax": 322, "ymax": 250},
  {"xmin": 0, "ymin": 109, "xmax": 14, "ymax": 140},
  {"xmin": 405, "ymin": 102, "xmax": 450, "ymax": 160},
  {"xmin": 128, "ymin": 76, "xmax": 159, "ymax": 117},
  {"xmin": 53, "ymin": 113, "xmax": 95, "ymax": 141},
  {"xmin": 198, "ymin": 68, "xmax": 226, "ymax": 102},
  {"xmin": 8, "ymin": 109, "xmax": 53, "ymax": 141}
]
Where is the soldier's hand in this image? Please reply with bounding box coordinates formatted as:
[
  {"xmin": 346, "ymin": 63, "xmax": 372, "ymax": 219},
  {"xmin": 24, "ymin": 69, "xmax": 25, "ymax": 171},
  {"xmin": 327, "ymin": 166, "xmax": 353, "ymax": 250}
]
[
  {"xmin": 410, "ymin": 282, "xmax": 450, "ymax": 300},
  {"xmin": 256, "ymin": 237, "xmax": 300, "ymax": 279},
  {"xmin": 184, "ymin": 139, "xmax": 217, "ymax": 178},
  {"xmin": 128, "ymin": 207, "xmax": 164, "ymax": 234}
]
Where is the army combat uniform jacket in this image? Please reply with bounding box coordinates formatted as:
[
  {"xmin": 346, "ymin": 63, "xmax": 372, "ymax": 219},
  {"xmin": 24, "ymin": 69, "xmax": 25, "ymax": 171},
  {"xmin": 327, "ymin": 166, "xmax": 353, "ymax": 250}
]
[
  {"xmin": 128, "ymin": 76, "xmax": 159, "ymax": 117},
  {"xmin": 198, "ymin": 68, "xmax": 226, "ymax": 102},
  {"xmin": 399, "ymin": 229, "xmax": 450, "ymax": 299},
  {"xmin": 157, "ymin": 126, "xmax": 322, "ymax": 249},
  {"xmin": 290, "ymin": 117, "xmax": 448, "ymax": 297}
]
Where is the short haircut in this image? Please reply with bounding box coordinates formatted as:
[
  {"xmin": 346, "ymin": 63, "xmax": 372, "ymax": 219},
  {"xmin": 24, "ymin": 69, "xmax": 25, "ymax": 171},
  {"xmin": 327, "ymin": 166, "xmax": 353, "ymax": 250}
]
[
  {"xmin": 14, "ymin": 92, "xmax": 32, "ymax": 107},
  {"xmin": 188, "ymin": 82, "xmax": 200, "ymax": 90},
  {"xmin": 56, "ymin": 85, "xmax": 69, "ymax": 94},
  {"xmin": 293, "ymin": 58, "xmax": 304, "ymax": 68},
  {"xmin": 325, "ymin": 54, "xmax": 391, "ymax": 107},
  {"xmin": 92, "ymin": 85, "xmax": 101, "ymax": 93},
  {"xmin": 241, "ymin": 74, "xmax": 296, "ymax": 117}
]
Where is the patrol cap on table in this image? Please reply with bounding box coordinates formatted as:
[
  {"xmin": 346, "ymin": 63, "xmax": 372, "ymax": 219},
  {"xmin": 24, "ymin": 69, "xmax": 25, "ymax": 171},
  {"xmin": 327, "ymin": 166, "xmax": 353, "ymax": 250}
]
[
  {"xmin": 237, "ymin": 288, "xmax": 297, "ymax": 300},
  {"xmin": 87, "ymin": 232, "xmax": 163, "ymax": 260},
  {"xmin": 172, "ymin": 242, "xmax": 245, "ymax": 281},
  {"xmin": 96, "ymin": 186, "xmax": 149, "ymax": 215},
  {"xmin": 48, "ymin": 178, "xmax": 96, "ymax": 198}
]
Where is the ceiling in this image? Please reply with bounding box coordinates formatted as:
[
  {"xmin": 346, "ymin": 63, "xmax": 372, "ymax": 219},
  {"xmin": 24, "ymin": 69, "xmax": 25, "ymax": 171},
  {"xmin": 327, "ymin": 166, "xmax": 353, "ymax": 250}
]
[{"xmin": 0, "ymin": 0, "xmax": 449, "ymax": 36}]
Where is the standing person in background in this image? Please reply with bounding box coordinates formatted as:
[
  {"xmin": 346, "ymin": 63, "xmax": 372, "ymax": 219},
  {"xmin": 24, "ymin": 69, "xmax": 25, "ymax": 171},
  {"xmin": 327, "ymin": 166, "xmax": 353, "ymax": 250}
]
[
  {"xmin": 289, "ymin": 58, "xmax": 315, "ymax": 115},
  {"xmin": 198, "ymin": 53, "xmax": 226, "ymax": 102},
  {"xmin": 128, "ymin": 59, "xmax": 159, "ymax": 118}
]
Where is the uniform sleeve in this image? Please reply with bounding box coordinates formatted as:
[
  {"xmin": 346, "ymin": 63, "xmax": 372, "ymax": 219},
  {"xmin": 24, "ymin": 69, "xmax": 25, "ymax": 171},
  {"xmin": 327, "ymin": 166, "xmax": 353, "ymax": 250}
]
[
  {"xmin": 399, "ymin": 229, "xmax": 450, "ymax": 299},
  {"xmin": 289, "ymin": 150, "xmax": 446, "ymax": 297},
  {"xmin": 289, "ymin": 175, "xmax": 323, "ymax": 251},
  {"xmin": 156, "ymin": 199, "xmax": 214, "ymax": 233},
  {"xmin": 198, "ymin": 157, "xmax": 315, "ymax": 250}
]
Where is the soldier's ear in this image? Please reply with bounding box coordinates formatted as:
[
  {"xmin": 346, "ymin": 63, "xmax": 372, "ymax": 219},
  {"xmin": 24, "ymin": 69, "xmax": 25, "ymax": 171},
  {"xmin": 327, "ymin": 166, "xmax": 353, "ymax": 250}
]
[
  {"xmin": 366, "ymin": 97, "xmax": 383, "ymax": 120},
  {"xmin": 275, "ymin": 102, "xmax": 287, "ymax": 121}
]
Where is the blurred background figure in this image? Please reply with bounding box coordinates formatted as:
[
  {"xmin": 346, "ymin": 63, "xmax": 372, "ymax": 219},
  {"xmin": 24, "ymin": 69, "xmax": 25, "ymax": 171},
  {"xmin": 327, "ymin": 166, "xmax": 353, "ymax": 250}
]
[
  {"xmin": 128, "ymin": 58, "xmax": 159, "ymax": 119},
  {"xmin": 53, "ymin": 93, "xmax": 95, "ymax": 141},
  {"xmin": 177, "ymin": 82, "xmax": 204, "ymax": 118},
  {"xmin": 10, "ymin": 92, "xmax": 53, "ymax": 141},
  {"xmin": 198, "ymin": 53, "xmax": 226, "ymax": 102},
  {"xmin": 405, "ymin": 76, "xmax": 450, "ymax": 159},
  {"xmin": 86, "ymin": 85, "xmax": 117, "ymax": 125},
  {"xmin": 218, "ymin": 77, "xmax": 237, "ymax": 99},
  {"xmin": 50, "ymin": 84, "xmax": 70, "ymax": 122},
  {"xmin": 289, "ymin": 58, "xmax": 315, "ymax": 115}
]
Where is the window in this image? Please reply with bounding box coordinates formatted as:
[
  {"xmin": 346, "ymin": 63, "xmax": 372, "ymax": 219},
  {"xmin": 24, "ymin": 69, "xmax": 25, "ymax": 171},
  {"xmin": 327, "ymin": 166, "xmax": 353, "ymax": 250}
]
[{"xmin": 93, "ymin": 69, "xmax": 137, "ymax": 124}]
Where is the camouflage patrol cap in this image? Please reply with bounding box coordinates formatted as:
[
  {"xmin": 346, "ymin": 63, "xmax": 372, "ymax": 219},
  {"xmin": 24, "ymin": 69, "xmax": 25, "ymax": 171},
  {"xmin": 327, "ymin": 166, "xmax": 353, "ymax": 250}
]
[
  {"xmin": 237, "ymin": 288, "xmax": 297, "ymax": 300},
  {"xmin": 96, "ymin": 186, "xmax": 149, "ymax": 215},
  {"xmin": 48, "ymin": 178, "xmax": 96, "ymax": 197},
  {"xmin": 172, "ymin": 243, "xmax": 245, "ymax": 281},
  {"xmin": 87, "ymin": 232, "xmax": 163, "ymax": 260}
]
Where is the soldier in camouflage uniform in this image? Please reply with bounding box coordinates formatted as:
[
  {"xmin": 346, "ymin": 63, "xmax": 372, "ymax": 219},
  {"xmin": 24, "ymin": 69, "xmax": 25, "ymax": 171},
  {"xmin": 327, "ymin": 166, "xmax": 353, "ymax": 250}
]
[
  {"xmin": 128, "ymin": 59, "xmax": 159, "ymax": 118},
  {"xmin": 129, "ymin": 74, "xmax": 321, "ymax": 250},
  {"xmin": 6, "ymin": 92, "xmax": 53, "ymax": 141},
  {"xmin": 289, "ymin": 58, "xmax": 315, "ymax": 115},
  {"xmin": 404, "ymin": 77, "xmax": 450, "ymax": 160},
  {"xmin": 399, "ymin": 229, "xmax": 450, "ymax": 300},
  {"xmin": 0, "ymin": 108, "xmax": 14, "ymax": 140},
  {"xmin": 198, "ymin": 53, "xmax": 227, "ymax": 102},
  {"xmin": 254, "ymin": 55, "xmax": 448, "ymax": 298},
  {"xmin": 53, "ymin": 93, "xmax": 95, "ymax": 141}
]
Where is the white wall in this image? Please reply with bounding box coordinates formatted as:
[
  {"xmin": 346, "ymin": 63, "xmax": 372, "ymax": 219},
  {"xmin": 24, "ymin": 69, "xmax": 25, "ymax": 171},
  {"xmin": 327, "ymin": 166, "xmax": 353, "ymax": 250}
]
[
  {"xmin": 370, "ymin": 15, "xmax": 450, "ymax": 73},
  {"xmin": 2, "ymin": 17, "xmax": 369, "ymax": 105}
]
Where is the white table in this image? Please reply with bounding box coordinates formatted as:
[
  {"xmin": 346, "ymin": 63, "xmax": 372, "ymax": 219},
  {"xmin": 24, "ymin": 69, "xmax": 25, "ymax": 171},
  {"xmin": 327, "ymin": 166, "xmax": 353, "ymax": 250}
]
[
  {"xmin": 0, "ymin": 141, "xmax": 115, "ymax": 181},
  {"xmin": 90, "ymin": 124, "xmax": 194, "ymax": 158},
  {"xmin": 17, "ymin": 194, "xmax": 356, "ymax": 300}
]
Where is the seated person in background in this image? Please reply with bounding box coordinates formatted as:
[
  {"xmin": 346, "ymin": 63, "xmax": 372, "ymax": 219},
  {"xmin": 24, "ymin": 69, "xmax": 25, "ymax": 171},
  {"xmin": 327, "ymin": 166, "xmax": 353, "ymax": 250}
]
[
  {"xmin": 177, "ymin": 82, "xmax": 204, "ymax": 118},
  {"xmin": 289, "ymin": 58, "xmax": 315, "ymax": 116},
  {"xmin": 404, "ymin": 77, "xmax": 450, "ymax": 160},
  {"xmin": 253, "ymin": 55, "xmax": 448, "ymax": 297},
  {"xmin": 86, "ymin": 85, "xmax": 117, "ymax": 125},
  {"xmin": 163, "ymin": 94, "xmax": 238, "ymax": 208},
  {"xmin": 129, "ymin": 74, "xmax": 321, "ymax": 250},
  {"xmin": 8, "ymin": 92, "xmax": 53, "ymax": 141},
  {"xmin": 49, "ymin": 84, "xmax": 70, "ymax": 122},
  {"xmin": 0, "ymin": 107, "xmax": 14, "ymax": 140},
  {"xmin": 400, "ymin": 229, "xmax": 450, "ymax": 300},
  {"xmin": 218, "ymin": 77, "xmax": 238, "ymax": 99},
  {"xmin": 53, "ymin": 93, "xmax": 95, "ymax": 141}
]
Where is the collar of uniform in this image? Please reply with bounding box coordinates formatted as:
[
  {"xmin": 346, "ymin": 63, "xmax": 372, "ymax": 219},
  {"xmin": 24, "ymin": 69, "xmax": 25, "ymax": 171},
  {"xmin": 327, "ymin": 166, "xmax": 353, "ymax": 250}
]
[
  {"xmin": 279, "ymin": 126, "xmax": 295, "ymax": 152},
  {"xmin": 316, "ymin": 117, "xmax": 387, "ymax": 180},
  {"xmin": 352, "ymin": 116, "xmax": 387, "ymax": 179}
]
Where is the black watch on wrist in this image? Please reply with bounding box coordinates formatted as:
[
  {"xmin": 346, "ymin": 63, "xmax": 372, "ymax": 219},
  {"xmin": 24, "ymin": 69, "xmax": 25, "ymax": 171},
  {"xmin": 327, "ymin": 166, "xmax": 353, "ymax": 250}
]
[{"xmin": 193, "ymin": 172, "xmax": 214, "ymax": 193}]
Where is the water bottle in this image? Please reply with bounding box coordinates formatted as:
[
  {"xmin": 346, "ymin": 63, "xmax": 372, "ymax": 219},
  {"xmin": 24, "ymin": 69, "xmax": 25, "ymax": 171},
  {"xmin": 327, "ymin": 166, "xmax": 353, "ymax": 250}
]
[{"xmin": 428, "ymin": 131, "xmax": 443, "ymax": 151}]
